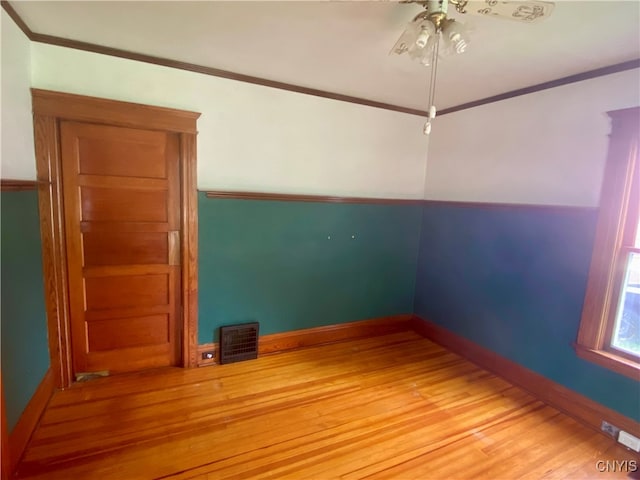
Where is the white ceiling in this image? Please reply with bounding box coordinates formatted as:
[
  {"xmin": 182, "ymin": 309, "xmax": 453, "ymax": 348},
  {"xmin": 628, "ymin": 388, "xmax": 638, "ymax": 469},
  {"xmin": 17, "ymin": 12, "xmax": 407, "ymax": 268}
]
[{"xmin": 10, "ymin": 1, "xmax": 640, "ymax": 111}]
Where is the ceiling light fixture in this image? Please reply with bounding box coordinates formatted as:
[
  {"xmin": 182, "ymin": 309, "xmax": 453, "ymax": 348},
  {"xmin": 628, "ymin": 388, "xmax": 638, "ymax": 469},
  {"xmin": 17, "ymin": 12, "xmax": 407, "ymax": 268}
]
[
  {"xmin": 391, "ymin": 0, "xmax": 554, "ymax": 136},
  {"xmin": 391, "ymin": 0, "xmax": 471, "ymax": 136}
]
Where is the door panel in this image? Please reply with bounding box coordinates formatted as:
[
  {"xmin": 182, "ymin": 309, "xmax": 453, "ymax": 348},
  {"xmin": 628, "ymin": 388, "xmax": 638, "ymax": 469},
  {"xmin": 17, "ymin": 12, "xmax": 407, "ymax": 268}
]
[
  {"xmin": 61, "ymin": 121, "xmax": 181, "ymax": 375},
  {"xmin": 87, "ymin": 315, "xmax": 170, "ymax": 351},
  {"xmin": 80, "ymin": 187, "xmax": 169, "ymax": 222},
  {"xmin": 77, "ymin": 135, "xmax": 167, "ymax": 178},
  {"xmin": 84, "ymin": 274, "xmax": 170, "ymax": 310},
  {"xmin": 82, "ymin": 232, "xmax": 168, "ymax": 266}
]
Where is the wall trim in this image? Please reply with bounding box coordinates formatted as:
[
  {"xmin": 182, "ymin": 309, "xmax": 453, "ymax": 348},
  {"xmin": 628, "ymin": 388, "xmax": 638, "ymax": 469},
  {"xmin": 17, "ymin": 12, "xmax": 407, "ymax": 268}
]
[
  {"xmin": 204, "ymin": 191, "xmax": 424, "ymax": 205},
  {"xmin": 33, "ymin": 90, "xmax": 200, "ymax": 387},
  {"xmin": 411, "ymin": 315, "xmax": 640, "ymax": 440},
  {"xmin": 420, "ymin": 199, "xmax": 598, "ymax": 212},
  {"xmin": 1, "ymin": 0, "xmax": 29, "ymax": 37},
  {"xmin": 2, "ymin": 1, "xmax": 638, "ymax": 119},
  {"xmin": 31, "ymin": 89, "xmax": 200, "ymax": 134},
  {"xmin": 197, "ymin": 314, "xmax": 413, "ymax": 366},
  {"xmin": 34, "ymin": 115, "xmax": 74, "ymax": 388},
  {"xmin": 180, "ymin": 133, "xmax": 199, "ymax": 368},
  {"xmin": 7, "ymin": 369, "xmax": 55, "ymax": 475},
  {"xmin": 0, "ymin": 179, "xmax": 42, "ymax": 191},
  {"xmin": 439, "ymin": 59, "xmax": 640, "ymax": 116},
  {"xmin": 575, "ymin": 107, "xmax": 640, "ymax": 381},
  {"xmin": 0, "ymin": 0, "xmax": 426, "ymax": 118},
  {"xmin": 204, "ymin": 191, "xmax": 597, "ymax": 211},
  {"xmin": 1, "ymin": 372, "xmax": 10, "ymax": 480}
]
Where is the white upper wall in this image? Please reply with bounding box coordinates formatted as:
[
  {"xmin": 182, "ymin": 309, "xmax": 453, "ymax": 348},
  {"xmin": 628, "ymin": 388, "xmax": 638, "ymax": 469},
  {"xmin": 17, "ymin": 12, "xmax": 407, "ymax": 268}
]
[
  {"xmin": 6, "ymin": 8, "xmax": 639, "ymax": 205},
  {"xmin": 30, "ymin": 43, "xmax": 429, "ymax": 199},
  {"xmin": 1, "ymin": 10, "xmax": 35, "ymax": 180},
  {"xmin": 426, "ymin": 68, "xmax": 640, "ymax": 207}
]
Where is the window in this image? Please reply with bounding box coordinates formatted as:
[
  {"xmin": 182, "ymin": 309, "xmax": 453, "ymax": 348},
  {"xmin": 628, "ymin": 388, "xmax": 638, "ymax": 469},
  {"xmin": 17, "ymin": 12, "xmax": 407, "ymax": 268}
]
[{"xmin": 576, "ymin": 107, "xmax": 639, "ymax": 380}]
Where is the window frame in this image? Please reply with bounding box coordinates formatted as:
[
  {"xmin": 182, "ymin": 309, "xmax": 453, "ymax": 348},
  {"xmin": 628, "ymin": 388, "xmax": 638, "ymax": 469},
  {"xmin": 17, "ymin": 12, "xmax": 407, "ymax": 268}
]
[{"xmin": 575, "ymin": 107, "xmax": 640, "ymax": 380}]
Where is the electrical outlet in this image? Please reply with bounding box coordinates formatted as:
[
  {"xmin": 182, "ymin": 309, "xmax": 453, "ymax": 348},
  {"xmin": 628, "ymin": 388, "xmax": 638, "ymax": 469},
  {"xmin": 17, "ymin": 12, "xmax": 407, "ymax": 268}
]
[
  {"xmin": 601, "ymin": 420, "xmax": 621, "ymax": 439},
  {"xmin": 201, "ymin": 351, "xmax": 215, "ymax": 360},
  {"xmin": 618, "ymin": 431, "xmax": 640, "ymax": 452}
]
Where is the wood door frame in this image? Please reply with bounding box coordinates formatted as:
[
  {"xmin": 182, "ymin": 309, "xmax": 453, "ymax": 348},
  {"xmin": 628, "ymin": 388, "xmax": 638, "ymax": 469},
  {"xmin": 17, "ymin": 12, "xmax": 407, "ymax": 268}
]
[{"xmin": 32, "ymin": 89, "xmax": 201, "ymax": 388}]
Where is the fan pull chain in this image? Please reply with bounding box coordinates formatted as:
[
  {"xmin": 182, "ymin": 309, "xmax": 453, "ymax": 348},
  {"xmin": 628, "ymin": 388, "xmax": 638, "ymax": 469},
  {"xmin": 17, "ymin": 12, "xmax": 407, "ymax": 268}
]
[{"xmin": 424, "ymin": 34, "xmax": 440, "ymax": 135}]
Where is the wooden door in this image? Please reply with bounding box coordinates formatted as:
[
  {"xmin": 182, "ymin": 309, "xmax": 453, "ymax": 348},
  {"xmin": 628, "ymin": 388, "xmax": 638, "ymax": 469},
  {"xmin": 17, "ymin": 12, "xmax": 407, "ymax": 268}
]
[{"xmin": 60, "ymin": 121, "xmax": 182, "ymax": 375}]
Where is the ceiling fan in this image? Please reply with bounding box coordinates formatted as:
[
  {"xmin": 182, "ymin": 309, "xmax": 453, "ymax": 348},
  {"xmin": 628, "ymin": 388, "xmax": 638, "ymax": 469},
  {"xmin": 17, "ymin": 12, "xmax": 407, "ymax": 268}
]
[{"xmin": 391, "ymin": 0, "xmax": 555, "ymax": 134}]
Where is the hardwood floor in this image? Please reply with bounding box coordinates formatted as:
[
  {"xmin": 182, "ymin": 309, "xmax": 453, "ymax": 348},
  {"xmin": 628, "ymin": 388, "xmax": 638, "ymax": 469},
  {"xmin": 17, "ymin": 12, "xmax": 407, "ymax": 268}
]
[{"xmin": 15, "ymin": 332, "xmax": 638, "ymax": 479}]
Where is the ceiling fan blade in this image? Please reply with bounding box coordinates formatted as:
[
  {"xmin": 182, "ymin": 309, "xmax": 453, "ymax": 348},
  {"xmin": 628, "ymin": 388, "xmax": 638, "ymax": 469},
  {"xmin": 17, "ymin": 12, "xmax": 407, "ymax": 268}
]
[{"xmin": 466, "ymin": 1, "xmax": 554, "ymax": 23}]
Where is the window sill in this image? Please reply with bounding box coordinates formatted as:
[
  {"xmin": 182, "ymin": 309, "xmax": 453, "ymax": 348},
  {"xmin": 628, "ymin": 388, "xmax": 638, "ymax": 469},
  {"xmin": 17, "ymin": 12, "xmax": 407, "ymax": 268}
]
[{"xmin": 574, "ymin": 344, "xmax": 640, "ymax": 380}]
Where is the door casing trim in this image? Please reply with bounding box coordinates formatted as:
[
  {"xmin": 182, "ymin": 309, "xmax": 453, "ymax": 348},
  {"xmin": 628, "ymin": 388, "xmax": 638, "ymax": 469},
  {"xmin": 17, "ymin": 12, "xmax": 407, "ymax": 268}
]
[{"xmin": 32, "ymin": 89, "xmax": 201, "ymax": 388}]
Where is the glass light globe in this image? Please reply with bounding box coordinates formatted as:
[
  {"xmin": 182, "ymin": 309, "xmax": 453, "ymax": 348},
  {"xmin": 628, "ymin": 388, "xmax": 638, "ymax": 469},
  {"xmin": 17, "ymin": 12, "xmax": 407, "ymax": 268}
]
[
  {"xmin": 390, "ymin": 16, "xmax": 437, "ymax": 65},
  {"xmin": 441, "ymin": 20, "xmax": 471, "ymax": 55},
  {"xmin": 415, "ymin": 20, "xmax": 436, "ymax": 49}
]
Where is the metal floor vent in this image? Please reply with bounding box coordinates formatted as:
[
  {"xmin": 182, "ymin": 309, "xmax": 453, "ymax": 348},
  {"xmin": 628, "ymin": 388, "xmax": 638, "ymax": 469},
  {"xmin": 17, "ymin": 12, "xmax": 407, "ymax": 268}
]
[{"xmin": 220, "ymin": 322, "xmax": 259, "ymax": 364}]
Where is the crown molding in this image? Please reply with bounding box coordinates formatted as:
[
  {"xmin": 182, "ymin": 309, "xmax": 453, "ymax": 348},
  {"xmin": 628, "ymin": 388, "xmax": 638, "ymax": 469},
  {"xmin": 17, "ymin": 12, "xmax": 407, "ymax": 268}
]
[
  {"xmin": 1, "ymin": 0, "xmax": 29, "ymax": 36},
  {"xmin": 439, "ymin": 59, "xmax": 640, "ymax": 116},
  {"xmin": 2, "ymin": 0, "xmax": 639, "ymax": 118}
]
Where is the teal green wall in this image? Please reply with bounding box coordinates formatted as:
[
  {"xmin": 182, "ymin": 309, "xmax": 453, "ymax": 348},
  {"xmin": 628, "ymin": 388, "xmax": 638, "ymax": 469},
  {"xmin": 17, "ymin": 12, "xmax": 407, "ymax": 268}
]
[
  {"xmin": 198, "ymin": 194, "xmax": 422, "ymax": 343},
  {"xmin": 1, "ymin": 191, "xmax": 636, "ymax": 429},
  {"xmin": 1, "ymin": 190, "xmax": 50, "ymax": 432},
  {"xmin": 413, "ymin": 204, "xmax": 640, "ymax": 421}
]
